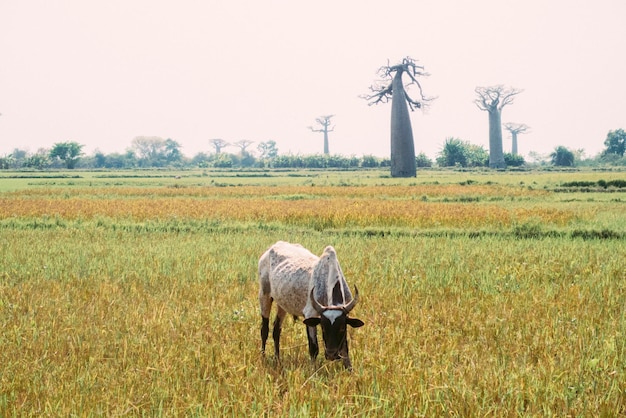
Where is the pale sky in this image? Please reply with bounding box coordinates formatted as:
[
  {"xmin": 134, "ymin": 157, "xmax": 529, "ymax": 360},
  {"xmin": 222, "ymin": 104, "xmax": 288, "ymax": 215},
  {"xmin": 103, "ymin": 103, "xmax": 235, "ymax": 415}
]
[{"xmin": 1, "ymin": 0, "xmax": 625, "ymax": 160}]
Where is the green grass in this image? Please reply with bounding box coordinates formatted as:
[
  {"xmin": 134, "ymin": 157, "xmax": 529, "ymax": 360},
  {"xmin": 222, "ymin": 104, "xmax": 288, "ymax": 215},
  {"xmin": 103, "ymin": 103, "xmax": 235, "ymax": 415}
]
[
  {"xmin": 2, "ymin": 166, "xmax": 626, "ymax": 191},
  {"xmin": 1, "ymin": 168, "xmax": 626, "ymax": 415}
]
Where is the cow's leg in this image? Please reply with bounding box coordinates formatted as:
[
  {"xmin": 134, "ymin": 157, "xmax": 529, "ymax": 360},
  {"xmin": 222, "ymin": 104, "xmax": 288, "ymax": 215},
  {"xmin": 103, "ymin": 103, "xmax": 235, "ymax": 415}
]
[
  {"xmin": 260, "ymin": 316, "xmax": 270, "ymax": 354},
  {"xmin": 259, "ymin": 289, "xmax": 273, "ymax": 354},
  {"xmin": 306, "ymin": 325, "xmax": 319, "ymax": 361},
  {"xmin": 341, "ymin": 340, "xmax": 353, "ymax": 371},
  {"xmin": 272, "ymin": 306, "xmax": 286, "ymax": 359}
]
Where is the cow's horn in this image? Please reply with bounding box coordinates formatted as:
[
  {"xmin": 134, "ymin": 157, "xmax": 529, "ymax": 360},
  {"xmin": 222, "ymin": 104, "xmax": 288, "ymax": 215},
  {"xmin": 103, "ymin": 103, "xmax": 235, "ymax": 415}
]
[
  {"xmin": 343, "ymin": 285, "xmax": 359, "ymax": 313},
  {"xmin": 309, "ymin": 288, "xmax": 326, "ymax": 314}
]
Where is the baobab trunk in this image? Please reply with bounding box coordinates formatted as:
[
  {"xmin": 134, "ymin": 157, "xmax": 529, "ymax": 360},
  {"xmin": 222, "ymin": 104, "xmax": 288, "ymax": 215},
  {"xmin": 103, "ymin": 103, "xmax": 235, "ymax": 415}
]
[
  {"xmin": 390, "ymin": 71, "xmax": 416, "ymax": 177},
  {"xmin": 488, "ymin": 110, "xmax": 506, "ymax": 168},
  {"xmin": 323, "ymin": 131, "xmax": 329, "ymax": 155},
  {"xmin": 511, "ymin": 132, "xmax": 519, "ymax": 155}
]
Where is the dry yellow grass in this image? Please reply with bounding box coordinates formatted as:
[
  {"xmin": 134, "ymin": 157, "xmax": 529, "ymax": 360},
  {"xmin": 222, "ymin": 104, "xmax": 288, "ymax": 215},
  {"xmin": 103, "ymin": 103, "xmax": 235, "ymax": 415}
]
[
  {"xmin": 1, "ymin": 172, "xmax": 625, "ymax": 415},
  {"xmin": 1, "ymin": 185, "xmax": 574, "ymax": 231}
]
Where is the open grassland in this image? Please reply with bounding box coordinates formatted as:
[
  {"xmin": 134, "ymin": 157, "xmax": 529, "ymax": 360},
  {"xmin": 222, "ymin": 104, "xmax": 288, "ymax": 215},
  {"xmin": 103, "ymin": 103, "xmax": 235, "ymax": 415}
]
[{"xmin": 1, "ymin": 168, "xmax": 625, "ymax": 416}]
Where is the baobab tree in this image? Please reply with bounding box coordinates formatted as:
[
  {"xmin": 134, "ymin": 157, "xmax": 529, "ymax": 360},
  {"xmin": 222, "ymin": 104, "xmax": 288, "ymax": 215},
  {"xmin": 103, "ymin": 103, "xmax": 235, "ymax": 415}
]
[
  {"xmin": 474, "ymin": 85, "xmax": 523, "ymax": 168},
  {"xmin": 233, "ymin": 140, "xmax": 254, "ymax": 153},
  {"xmin": 308, "ymin": 115, "xmax": 334, "ymax": 155},
  {"xmin": 364, "ymin": 57, "xmax": 432, "ymax": 177},
  {"xmin": 209, "ymin": 138, "xmax": 229, "ymax": 154},
  {"xmin": 504, "ymin": 122, "xmax": 530, "ymax": 155}
]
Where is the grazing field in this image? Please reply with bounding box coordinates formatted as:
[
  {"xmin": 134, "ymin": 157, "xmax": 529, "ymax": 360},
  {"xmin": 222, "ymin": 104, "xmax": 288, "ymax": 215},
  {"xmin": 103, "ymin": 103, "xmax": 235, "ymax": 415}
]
[{"xmin": 1, "ymin": 168, "xmax": 625, "ymax": 416}]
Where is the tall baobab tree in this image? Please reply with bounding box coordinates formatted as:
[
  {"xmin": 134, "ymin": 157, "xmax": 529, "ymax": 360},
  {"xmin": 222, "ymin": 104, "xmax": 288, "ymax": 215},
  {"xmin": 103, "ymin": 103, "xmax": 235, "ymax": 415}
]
[
  {"xmin": 364, "ymin": 57, "xmax": 432, "ymax": 177},
  {"xmin": 504, "ymin": 123, "xmax": 530, "ymax": 155},
  {"xmin": 474, "ymin": 85, "xmax": 523, "ymax": 168},
  {"xmin": 308, "ymin": 115, "xmax": 334, "ymax": 155}
]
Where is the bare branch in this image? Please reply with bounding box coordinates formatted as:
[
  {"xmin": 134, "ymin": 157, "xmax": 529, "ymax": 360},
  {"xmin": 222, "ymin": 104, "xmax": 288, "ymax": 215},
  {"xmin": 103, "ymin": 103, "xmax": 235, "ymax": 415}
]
[
  {"xmin": 504, "ymin": 122, "xmax": 531, "ymax": 135},
  {"xmin": 209, "ymin": 138, "xmax": 229, "ymax": 154},
  {"xmin": 500, "ymin": 89, "xmax": 523, "ymax": 109},
  {"xmin": 361, "ymin": 82, "xmax": 393, "ymax": 106},
  {"xmin": 233, "ymin": 139, "xmax": 254, "ymax": 151},
  {"xmin": 363, "ymin": 56, "xmax": 433, "ymax": 110},
  {"xmin": 404, "ymin": 90, "xmax": 423, "ymax": 111},
  {"xmin": 475, "ymin": 85, "xmax": 523, "ymax": 112},
  {"xmin": 308, "ymin": 115, "xmax": 335, "ymax": 132}
]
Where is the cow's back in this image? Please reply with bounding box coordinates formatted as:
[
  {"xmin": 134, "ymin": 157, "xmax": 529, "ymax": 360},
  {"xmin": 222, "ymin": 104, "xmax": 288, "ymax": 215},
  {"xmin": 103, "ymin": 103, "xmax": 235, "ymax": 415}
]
[{"xmin": 259, "ymin": 241, "xmax": 318, "ymax": 317}]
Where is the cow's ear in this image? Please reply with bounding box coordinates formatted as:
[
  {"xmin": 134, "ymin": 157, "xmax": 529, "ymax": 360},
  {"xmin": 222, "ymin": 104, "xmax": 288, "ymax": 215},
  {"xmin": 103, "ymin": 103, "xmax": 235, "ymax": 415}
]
[
  {"xmin": 347, "ymin": 318, "xmax": 364, "ymax": 328},
  {"xmin": 303, "ymin": 317, "xmax": 321, "ymax": 327}
]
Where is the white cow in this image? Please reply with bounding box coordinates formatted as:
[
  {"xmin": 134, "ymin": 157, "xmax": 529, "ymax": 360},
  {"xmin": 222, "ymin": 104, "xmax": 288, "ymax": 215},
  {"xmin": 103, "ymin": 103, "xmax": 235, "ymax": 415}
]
[{"xmin": 258, "ymin": 241, "xmax": 364, "ymax": 369}]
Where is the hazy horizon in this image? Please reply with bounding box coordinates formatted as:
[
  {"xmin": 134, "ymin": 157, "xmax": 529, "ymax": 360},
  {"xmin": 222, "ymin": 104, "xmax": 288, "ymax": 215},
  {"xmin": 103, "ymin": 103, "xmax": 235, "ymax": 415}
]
[{"xmin": 1, "ymin": 1, "xmax": 625, "ymax": 160}]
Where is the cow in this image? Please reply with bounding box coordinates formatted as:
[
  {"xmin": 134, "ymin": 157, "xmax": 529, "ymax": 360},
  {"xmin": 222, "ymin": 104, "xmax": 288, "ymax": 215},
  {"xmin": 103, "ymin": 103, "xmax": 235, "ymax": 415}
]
[{"xmin": 258, "ymin": 241, "xmax": 364, "ymax": 370}]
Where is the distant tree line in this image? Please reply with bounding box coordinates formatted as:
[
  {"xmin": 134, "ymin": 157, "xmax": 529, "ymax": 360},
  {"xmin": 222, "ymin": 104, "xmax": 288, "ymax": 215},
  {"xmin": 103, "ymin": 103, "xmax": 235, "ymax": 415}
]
[{"xmin": 1, "ymin": 129, "xmax": 625, "ymax": 170}]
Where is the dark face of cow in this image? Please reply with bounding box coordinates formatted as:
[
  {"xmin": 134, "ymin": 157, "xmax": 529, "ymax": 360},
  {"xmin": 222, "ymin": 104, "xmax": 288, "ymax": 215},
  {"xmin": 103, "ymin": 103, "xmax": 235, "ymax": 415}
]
[
  {"xmin": 318, "ymin": 309, "xmax": 364, "ymax": 361},
  {"xmin": 303, "ymin": 286, "xmax": 364, "ymax": 366}
]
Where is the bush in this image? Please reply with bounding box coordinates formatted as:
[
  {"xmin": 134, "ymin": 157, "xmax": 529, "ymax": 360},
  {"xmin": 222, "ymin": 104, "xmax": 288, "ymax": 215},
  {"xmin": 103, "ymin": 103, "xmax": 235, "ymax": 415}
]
[
  {"xmin": 361, "ymin": 155, "xmax": 380, "ymax": 168},
  {"xmin": 416, "ymin": 152, "xmax": 433, "ymax": 168},
  {"xmin": 550, "ymin": 146, "xmax": 575, "ymax": 166},
  {"xmin": 213, "ymin": 155, "xmax": 233, "ymax": 168},
  {"xmin": 437, "ymin": 138, "xmax": 488, "ymax": 167},
  {"xmin": 504, "ymin": 153, "xmax": 525, "ymax": 167}
]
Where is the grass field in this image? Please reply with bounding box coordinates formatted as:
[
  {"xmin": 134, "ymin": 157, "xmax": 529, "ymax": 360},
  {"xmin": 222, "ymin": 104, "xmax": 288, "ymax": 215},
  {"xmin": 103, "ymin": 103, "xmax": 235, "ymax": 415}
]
[{"xmin": 1, "ymin": 168, "xmax": 625, "ymax": 416}]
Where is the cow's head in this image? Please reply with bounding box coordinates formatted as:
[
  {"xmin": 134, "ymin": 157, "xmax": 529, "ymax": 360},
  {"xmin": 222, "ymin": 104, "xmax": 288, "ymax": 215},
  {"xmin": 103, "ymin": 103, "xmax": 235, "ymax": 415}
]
[{"xmin": 303, "ymin": 285, "xmax": 364, "ymax": 363}]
